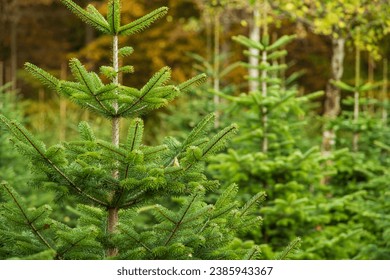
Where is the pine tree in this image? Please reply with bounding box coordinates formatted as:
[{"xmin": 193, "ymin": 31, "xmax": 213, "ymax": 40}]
[{"xmin": 0, "ymin": 0, "xmax": 266, "ymax": 260}]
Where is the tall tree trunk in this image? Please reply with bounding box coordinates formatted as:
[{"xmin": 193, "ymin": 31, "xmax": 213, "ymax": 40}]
[
  {"xmin": 249, "ymin": 0, "xmax": 260, "ymax": 93},
  {"xmin": 322, "ymin": 36, "xmax": 346, "ymax": 154}
]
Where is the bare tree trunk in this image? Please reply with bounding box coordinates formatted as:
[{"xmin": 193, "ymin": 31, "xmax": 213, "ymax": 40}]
[
  {"xmin": 322, "ymin": 37, "xmax": 345, "ymax": 155},
  {"xmin": 353, "ymin": 46, "xmax": 361, "ymax": 152},
  {"xmin": 249, "ymin": 0, "xmax": 260, "ymax": 93}
]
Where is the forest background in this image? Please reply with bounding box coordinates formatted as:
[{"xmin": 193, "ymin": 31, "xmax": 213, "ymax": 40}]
[{"xmin": 0, "ymin": 0, "xmax": 390, "ymax": 259}]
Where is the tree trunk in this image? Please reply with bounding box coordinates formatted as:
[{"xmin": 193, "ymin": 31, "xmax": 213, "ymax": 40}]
[
  {"xmin": 213, "ymin": 10, "xmax": 221, "ymax": 129},
  {"xmin": 261, "ymin": 48, "xmax": 268, "ymax": 153},
  {"xmin": 10, "ymin": 19, "xmax": 17, "ymax": 90},
  {"xmin": 249, "ymin": 0, "xmax": 260, "ymax": 93},
  {"xmin": 107, "ymin": 34, "xmax": 120, "ymax": 258},
  {"xmin": 382, "ymin": 58, "xmax": 388, "ymax": 126},
  {"xmin": 322, "ymin": 36, "xmax": 345, "ymax": 154},
  {"xmin": 59, "ymin": 62, "xmax": 67, "ymax": 142},
  {"xmin": 261, "ymin": 1, "xmax": 269, "ymax": 153},
  {"xmin": 0, "ymin": 61, "xmax": 3, "ymax": 86},
  {"xmin": 353, "ymin": 47, "xmax": 361, "ymax": 152},
  {"xmin": 367, "ymin": 54, "xmax": 375, "ymax": 113}
]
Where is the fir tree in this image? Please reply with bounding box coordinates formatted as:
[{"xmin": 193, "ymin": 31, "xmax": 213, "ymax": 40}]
[
  {"xmin": 208, "ymin": 31, "xmax": 317, "ymax": 258},
  {"xmin": 0, "ymin": 0, "xmax": 266, "ymax": 260}
]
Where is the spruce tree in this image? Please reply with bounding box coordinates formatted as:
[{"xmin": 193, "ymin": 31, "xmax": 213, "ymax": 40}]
[{"xmin": 0, "ymin": 0, "xmax": 265, "ymax": 260}]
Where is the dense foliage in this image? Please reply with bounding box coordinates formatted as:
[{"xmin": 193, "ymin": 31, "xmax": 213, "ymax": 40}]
[
  {"xmin": 0, "ymin": 0, "xmax": 272, "ymax": 260},
  {"xmin": 0, "ymin": 0, "xmax": 389, "ymax": 260}
]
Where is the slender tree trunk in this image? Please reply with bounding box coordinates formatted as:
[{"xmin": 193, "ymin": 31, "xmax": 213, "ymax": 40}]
[
  {"xmin": 107, "ymin": 34, "xmax": 120, "ymax": 258},
  {"xmin": 261, "ymin": 1, "xmax": 269, "ymax": 153},
  {"xmin": 261, "ymin": 48, "xmax": 268, "ymax": 153},
  {"xmin": 353, "ymin": 46, "xmax": 361, "ymax": 152},
  {"xmin": 205, "ymin": 10, "xmax": 212, "ymax": 64},
  {"xmin": 0, "ymin": 61, "xmax": 3, "ymax": 86},
  {"xmin": 59, "ymin": 62, "xmax": 67, "ymax": 142},
  {"xmin": 382, "ymin": 58, "xmax": 388, "ymax": 126},
  {"xmin": 249, "ymin": 0, "xmax": 260, "ymax": 93},
  {"xmin": 367, "ymin": 54, "xmax": 375, "ymax": 114},
  {"xmin": 10, "ymin": 19, "xmax": 17, "ymax": 90},
  {"xmin": 322, "ymin": 36, "xmax": 345, "ymax": 154},
  {"xmin": 213, "ymin": 10, "xmax": 221, "ymax": 129}
]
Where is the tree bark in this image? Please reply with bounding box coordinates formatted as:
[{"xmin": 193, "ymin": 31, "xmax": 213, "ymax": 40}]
[{"xmin": 322, "ymin": 37, "xmax": 346, "ymax": 154}]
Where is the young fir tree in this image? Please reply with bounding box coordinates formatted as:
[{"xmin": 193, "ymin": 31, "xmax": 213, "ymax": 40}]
[
  {"xmin": 208, "ymin": 32, "xmax": 320, "ymax": 258},
  {"xmin": 0, "ymin": 0, "xmax": 266, "ymax": 260},
  {"xmin": 304, "ymin": 45, "xmax": 390, "ymax": 259}
]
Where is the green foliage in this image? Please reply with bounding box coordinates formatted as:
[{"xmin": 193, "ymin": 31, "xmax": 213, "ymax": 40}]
[
  {"xmin": 59, "ymin": 1, "xmax": 168, "ymax": 36},
  {"xmin": 275, "ymin": 0, "xmax": 390, "ymax": 59},
  {"xmin": 0, "ymin": 0, "xmax": 264, "ymax": 260},
  {"xmin": 209, "ymin": 32, "xmax": 324, "ymax": 258},
  {"xmin": 0, "ymin": 84, "xmax": 30, "ymax": 189}
]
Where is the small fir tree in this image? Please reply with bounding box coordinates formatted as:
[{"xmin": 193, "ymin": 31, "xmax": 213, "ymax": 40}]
[
  {"xmin": 0, "ymin": 0, "xmax": 266, "ymax": 260},
  {"xmin": 209, "ymin": 32, "xmax": 320, "ymax": 257}
]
